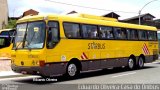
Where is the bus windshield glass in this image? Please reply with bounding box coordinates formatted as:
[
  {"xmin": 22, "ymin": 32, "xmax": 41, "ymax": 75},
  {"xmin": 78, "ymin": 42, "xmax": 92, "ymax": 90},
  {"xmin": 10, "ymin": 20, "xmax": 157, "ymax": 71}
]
[{"xmin": 13, "ymin": 21, "xmax": 46, "ymax": 49}]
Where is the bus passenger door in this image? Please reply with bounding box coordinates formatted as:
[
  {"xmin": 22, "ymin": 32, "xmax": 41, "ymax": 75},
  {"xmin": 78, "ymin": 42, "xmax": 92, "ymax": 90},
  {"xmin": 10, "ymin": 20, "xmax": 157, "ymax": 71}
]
[
  {"xmin": 46, "ymin": 21, "xmax": 65, "ymax": 74},
  {"xmin": 46, "ymin": 21, "xmax": 60, "ymax": 62}
]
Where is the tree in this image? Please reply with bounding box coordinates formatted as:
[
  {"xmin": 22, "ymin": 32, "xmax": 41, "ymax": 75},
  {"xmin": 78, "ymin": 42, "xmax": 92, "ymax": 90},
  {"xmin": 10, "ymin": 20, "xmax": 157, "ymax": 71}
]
[{"xmin": 5, "ymin": 19, "xmax": 17, "ymax": 29}]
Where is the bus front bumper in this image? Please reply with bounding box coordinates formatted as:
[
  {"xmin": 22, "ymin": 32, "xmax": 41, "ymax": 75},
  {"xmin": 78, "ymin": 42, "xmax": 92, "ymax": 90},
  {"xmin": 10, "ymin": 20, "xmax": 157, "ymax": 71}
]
[{"xmin": 11, "ymin": 63, "xmax": 67, "ymax": 77}]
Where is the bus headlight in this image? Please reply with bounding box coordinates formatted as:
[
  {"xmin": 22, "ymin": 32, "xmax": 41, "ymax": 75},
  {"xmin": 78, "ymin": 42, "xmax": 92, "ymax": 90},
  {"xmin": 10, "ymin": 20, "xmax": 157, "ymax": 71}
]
[{"xmin": 36, "ymin": 61, "xmax": 39, "ymax": 65}]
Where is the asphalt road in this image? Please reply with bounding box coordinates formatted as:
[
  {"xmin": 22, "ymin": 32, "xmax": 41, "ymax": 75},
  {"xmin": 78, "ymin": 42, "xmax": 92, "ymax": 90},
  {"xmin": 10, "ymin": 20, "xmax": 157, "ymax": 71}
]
[{"xmin": 1, "ymin": 62, "xmax": 160, "ymax": 90}]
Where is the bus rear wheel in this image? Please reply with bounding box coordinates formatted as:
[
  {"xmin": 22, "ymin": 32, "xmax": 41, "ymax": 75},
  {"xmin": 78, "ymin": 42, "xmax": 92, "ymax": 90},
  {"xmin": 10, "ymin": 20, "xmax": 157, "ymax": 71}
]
[
  {"xmin": 127, "ymin": 58, "xmax": 136, "ymax": 70},
  {"xmin": 137, "ymin": 57, "xmax": 144, "ymax": 69},
  {"xmin": 66, "ymin": 63, "xmax": 79, "ymax": 77}
]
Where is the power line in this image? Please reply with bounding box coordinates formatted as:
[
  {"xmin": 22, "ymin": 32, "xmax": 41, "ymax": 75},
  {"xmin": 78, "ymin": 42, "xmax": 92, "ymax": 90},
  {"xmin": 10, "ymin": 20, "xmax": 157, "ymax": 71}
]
[{"xmin": 45, "ymin": 0, "xmax": 138, "ymax": 14}]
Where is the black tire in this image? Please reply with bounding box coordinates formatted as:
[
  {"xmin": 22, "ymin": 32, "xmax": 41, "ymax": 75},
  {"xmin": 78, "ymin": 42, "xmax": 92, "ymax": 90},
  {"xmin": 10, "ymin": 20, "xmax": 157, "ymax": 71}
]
[
  {"xmin": 137, "ymin": 57, "xmax": 144, "ymax": 69},
  {"xmin": 127, "ymin": 58, "xmax": 136, "ymax": 70},
  {"xmin": 66, "ymin": 63, "xmax": 80, "ymax": 77}
]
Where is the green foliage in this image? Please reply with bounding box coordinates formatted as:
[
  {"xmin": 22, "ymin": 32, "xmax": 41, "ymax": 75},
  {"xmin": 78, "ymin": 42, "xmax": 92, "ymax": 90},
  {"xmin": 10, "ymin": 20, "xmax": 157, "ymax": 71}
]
[{"xmin": 5, "ymin": 19, "xmax": 17, "ymax": 29}]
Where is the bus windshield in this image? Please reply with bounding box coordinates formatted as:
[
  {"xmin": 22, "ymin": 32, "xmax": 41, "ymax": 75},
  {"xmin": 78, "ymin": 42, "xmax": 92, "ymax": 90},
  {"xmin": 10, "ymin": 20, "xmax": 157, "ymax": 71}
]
[{"xmin": 13, "ymin": 21, "xmax": 46, "ymax": 49}]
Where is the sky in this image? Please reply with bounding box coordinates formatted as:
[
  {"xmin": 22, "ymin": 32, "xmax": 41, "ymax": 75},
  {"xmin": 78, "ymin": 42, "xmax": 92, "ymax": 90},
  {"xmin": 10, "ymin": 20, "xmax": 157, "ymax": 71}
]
[{"xmin": 8, "ymin": 0, "xmax": 160, "ymax": 20}]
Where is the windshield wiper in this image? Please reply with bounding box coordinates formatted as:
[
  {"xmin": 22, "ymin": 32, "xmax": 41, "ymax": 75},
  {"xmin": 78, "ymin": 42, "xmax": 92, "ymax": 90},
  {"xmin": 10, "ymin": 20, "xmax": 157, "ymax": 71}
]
[
  {"xmin": 15, "ymin": 30, "xmax": 28, "ymax": 50},
  {"xmin": 14, "ymin": 40, "xmax": 23, "ymax": 50},
  {"xmin": 14, "ymin": 36, "xmax": 27, "ymax": 50}
]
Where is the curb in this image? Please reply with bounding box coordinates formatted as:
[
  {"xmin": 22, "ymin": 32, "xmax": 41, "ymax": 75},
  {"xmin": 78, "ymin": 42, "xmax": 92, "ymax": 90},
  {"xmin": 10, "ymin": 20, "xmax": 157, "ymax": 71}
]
[
  {"xmin": 0, "ymin": 74, "xmax": 27, "ymax": 79},
  {"xmin": 0, "ymin": 58, "xmax": 11, "ymax": 61},
  {"xmin": 155, "ymin": 59, "xmax": 160, "ymax": 62}
]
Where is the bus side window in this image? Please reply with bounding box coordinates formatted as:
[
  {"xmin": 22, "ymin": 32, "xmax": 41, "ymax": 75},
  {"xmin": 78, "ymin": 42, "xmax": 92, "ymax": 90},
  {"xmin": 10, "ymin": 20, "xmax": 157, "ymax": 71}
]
[
  {"xmin": 5, "ymin": 38, "xmax": 10, "ymax": 47},
  {"xmin": 0, "ymin": 37, "xmax": 10, "ymax": 48},
  {"xmin": 138, "ymin": 30, "xmax": 148, "ymax": 40},
  {"xmin": 148, "ymin": 31, "xmax": 153, "ymax": 40},
  {"xmin": 127, "ymin": 29, "xmax": 138, "ymax": 40},
  {"xmin": 0, "ymin": 38, "xmax": 5, "ymax": 48},
  {"xmin": 82, "ymin": 25, "xmax": 98, "ymax": 39},
  {"xmin": 154, "ymin": 31, "xmax": 158, "ymax": 40},
  {"xmin": 47, "ymin": 21, "xmax": 59, "ymax": 49},
  {"xmin": 99, "ymin": 26, "xmax": 114, "ymax": 39},
  {"xmin": 114, "ymin": 27, "xmax": 127, "ymax": 39},
  {"xmin": 64, "ymin": 23, "xmax": 81, "ymax": 38},
  {"xmin": 148, "ymin": 31, "xmax": 157, "ymax": 41}
]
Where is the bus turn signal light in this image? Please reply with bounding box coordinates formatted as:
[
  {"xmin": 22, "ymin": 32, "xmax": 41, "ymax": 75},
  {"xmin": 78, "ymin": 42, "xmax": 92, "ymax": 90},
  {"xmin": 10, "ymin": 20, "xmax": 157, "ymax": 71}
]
[{"xmin": 39, "ymin": 60, "xmax": 45, "ymax": 67}]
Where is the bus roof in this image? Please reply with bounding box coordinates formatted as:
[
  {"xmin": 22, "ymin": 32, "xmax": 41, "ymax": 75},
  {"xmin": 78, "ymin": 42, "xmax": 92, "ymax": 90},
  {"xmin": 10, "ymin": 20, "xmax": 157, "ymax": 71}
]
[
  {"xmin": 0, "ymin": 29, "xmax": 13, "ymax": 31},
  {"xmin": 17, "ymin": 13, "xmax": 157, "ymax": 31}
]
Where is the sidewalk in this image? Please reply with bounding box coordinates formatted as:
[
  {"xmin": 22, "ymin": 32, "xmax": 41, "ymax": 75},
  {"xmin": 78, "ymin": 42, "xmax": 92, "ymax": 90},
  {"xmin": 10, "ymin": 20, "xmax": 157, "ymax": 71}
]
[
  {"xmin": 0, "ymin": 59, "xmax": 11, "ymax": 71},
  {"xmin": 0, "ymin": 71, "xmax": 23, "ymax": 79},
  {"xmin": 0, "ymin": 60, "xmax": 24, "ymax": 78}
]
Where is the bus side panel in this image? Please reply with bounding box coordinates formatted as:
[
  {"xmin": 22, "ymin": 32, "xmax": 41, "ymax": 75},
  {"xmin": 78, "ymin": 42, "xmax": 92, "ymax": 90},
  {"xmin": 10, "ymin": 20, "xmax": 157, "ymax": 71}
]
[{"xmin": 0, "ymin": 44, "xmax": 12, "ymax": 60}]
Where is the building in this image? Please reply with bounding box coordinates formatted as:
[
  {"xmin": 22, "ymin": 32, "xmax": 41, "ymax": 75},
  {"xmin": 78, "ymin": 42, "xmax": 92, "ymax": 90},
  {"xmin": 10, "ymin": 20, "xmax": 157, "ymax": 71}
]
[
  {"xmin": 121, "ymin": 13, "xmax": 160, "ymax": 29},
  {"xmin": 22, "ymin": 9, "xmax": 39, "ymax": 17},
  {"xmin": 122, "ymin": 13, "xmax": 155, "ymax": 25},
  {"xmin": 0, "ymin": 0, "xmax": 8, "ymax": 29},
  {"xmin": 9, "ymin": 9, "xmax": 39, "ymax": 20},
  {"xmin": 67, "ymin": 10, "xmax": 78, "ymax": 15},
  {"xmin": 102, "ymin": 12, "xmax": 120, "ymax": 19},
  {"xmin": 154, "ymin": 19, "xmax": 160, "ymax": 30}
]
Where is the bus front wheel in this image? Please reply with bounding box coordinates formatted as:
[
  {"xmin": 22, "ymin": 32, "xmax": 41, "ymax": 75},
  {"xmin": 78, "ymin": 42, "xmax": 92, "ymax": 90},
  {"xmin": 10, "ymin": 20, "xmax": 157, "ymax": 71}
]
[{"xmin": 66, "ymin": 63, "xmax": 79, "ymax": 77}]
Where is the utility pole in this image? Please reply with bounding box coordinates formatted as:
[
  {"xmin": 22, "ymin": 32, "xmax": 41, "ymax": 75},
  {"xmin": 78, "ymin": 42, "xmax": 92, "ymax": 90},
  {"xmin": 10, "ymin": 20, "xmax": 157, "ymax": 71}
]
[{"xmin": 139, "ymin": 0, "xmax": 158, "ymax": 25}]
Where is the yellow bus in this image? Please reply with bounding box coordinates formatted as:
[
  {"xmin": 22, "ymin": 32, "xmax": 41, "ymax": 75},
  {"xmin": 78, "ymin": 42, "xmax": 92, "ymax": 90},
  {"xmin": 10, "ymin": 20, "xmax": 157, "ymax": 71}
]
[
  {"xmin": 0, "ymin": 29, "xmax": 15, "ymax": 60},
  {"xmin": 11, "ymin": 14, "xmax": 158, "ymax": 77},
  {"xmin": 157, "ymin": 31, "xmax": 160, "ymax": 53}
]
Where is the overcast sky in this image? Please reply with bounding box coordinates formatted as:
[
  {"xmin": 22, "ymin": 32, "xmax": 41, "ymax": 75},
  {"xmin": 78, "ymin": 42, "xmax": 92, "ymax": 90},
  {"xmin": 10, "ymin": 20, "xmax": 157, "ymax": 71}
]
[{"xmin": 8, "ymin": 0, "xmax": 160, "ymax": 20}]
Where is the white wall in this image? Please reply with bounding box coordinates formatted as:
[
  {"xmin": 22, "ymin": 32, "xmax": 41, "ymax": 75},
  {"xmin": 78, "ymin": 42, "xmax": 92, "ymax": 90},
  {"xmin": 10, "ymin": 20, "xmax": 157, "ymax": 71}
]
[{"xmin": 0, "ymin": 0, "xmax": 8, "ymax": 29}]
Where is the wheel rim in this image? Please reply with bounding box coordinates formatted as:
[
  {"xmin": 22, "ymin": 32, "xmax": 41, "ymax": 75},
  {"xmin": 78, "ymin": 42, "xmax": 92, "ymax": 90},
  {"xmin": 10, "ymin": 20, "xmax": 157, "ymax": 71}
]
[
  {"xmin": 128, "ymin": 58, "xmax": 134, "ymax": 69},
  {"xmin": 139, "ymin": 58, "xmax": 144, "ymax": 68},
  {"xmin": 68, "ymin": 64, "xmax": 77, "ymax": 77}
]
